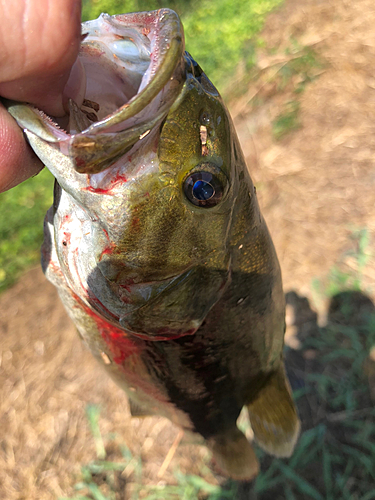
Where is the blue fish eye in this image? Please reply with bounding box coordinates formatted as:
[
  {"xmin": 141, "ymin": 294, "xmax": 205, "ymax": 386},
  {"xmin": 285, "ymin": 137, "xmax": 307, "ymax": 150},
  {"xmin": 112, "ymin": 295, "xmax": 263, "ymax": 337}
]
[
  {"xmin": 183, "ymin": 168, "xmax": 225, "ymax": 208},
  {"xmin": 192, "ymin": 180, "xmax": 214, "ymax": 201}
]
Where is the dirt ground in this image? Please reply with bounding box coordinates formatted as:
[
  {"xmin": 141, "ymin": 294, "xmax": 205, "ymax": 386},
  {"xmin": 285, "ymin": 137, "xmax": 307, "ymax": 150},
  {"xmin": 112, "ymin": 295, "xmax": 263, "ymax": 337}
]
[{"xmin": 1, "ymin": 0, "xmax": 375, "ymax": 498}]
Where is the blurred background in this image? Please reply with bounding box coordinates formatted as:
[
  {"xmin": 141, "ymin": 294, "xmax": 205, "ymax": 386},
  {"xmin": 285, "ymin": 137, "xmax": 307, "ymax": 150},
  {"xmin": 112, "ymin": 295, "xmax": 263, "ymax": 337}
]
[{"xmin": 1, "ymin": 0, "xmax": 375, "ymax": 498}]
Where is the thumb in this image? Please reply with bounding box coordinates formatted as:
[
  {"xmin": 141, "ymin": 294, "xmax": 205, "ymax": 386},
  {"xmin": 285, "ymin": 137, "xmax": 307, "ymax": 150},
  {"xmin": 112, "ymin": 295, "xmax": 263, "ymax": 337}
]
[{"xmin": 0, "ymin": 0, "xmax": 82, "ymax": 116}]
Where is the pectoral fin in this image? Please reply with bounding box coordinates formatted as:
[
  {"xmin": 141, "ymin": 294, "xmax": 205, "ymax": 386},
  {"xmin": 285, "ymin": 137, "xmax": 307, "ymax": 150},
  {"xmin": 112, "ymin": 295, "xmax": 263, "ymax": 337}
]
[
  {"xmin": 247, "ymin": 364, "xmax": 300, "ymax": 457},
  {"xmin": 208, "ymin": 427, "xmax": 259, "ymax": 480}
]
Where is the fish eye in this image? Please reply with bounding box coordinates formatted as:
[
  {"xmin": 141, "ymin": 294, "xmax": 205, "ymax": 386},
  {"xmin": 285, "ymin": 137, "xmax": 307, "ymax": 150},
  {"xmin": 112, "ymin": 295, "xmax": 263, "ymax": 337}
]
[{"xmin": 183, "ymin": 170, "xmax": 225, "ymax": 208}]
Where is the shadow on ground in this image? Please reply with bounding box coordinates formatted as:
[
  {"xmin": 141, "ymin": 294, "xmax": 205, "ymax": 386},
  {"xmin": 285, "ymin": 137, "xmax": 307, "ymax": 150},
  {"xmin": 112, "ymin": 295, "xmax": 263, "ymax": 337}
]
[{"xmin": 215, "ymin": 290, "xmax": 375, "ymax": 499}]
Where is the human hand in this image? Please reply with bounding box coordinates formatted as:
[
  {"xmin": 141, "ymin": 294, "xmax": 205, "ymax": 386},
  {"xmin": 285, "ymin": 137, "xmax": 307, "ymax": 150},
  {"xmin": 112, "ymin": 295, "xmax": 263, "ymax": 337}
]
[{"xmin": 0, "ymin": 0, "xmax": 82, "ymax": 192}]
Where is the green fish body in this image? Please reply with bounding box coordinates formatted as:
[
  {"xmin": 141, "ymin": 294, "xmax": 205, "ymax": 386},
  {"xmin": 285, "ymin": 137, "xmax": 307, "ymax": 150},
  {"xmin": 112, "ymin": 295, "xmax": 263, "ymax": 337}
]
[{"xmin": 5, "ymin": 9, "xmax": 299, "ymax": 479}]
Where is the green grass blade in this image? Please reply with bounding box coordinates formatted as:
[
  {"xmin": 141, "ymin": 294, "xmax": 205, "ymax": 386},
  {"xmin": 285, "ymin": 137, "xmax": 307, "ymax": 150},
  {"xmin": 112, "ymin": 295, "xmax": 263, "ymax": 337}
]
[
  {"xmin": 362, "ymin": 491, "xmax": 375, "ymax": 500},
  {"xmin": 276, "ymin": 462, "xmax": 324, "ymax": 500},
  {"xmin": 322, "ymin": 447, "xmax": 333, "ymax": 500},
  {"xmin": 86, "ymin": 405, "xmax": 106, "ymax": 460},
  {"xmin": 86, "ymin": 483, "xmax": 112, "ymax": 500}
]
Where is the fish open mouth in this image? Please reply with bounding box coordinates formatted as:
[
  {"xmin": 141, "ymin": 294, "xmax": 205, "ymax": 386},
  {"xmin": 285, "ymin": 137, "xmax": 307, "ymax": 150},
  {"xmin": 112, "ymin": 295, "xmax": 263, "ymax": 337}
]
[
  {"xmin": 4, "ymin": 9, "xmax": 186, "ymax": 174},
  {"xmin": 70, "ymin": 16, "xmax": 153, "ymax": 125}
]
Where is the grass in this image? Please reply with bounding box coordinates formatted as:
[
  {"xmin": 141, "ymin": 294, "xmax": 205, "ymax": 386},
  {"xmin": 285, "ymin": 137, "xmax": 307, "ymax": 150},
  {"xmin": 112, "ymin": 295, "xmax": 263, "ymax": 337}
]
[
  {"xmin": 272, "ymin": 100, "xmax": 301, "ymax": 139},
  {"xmin": 82, "ymin": 0, "xmax": 284, "ymax": 90},
  {"xmin": 59, "ymin": 405, "xmax": 234, "ymax": 500},
  {"xmin": 268, "ymin": 43, "xmax": 324, "ymax": 140},
  {"xmin": 255, "ymin": 228, "xmax": 375, "ymax": 499},
  {"xmin": 0, "ymin": 168, "xmax": 54, "ymax": 293},
  {"xmin": 255, "ymin": 311, "xmax": 375, "ymax": 499},
  {"xmin": 311, "ymin": 228, "xmax": 373, "ymax": 304}
]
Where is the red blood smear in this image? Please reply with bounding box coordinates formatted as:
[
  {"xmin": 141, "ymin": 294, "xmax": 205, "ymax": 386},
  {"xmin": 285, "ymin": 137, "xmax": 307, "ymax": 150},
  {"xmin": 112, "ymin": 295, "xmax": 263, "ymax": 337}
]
[
  {"xmin": 99, "ymin": 244, "xmax": 116, "ymax": 260},
  {"xmin": 84, "ymin": 186, "xmax": 113, "ymax": 195},
  {"xmin": 88, "ymin": 295, "xmax": 119, "ymax": 322},
  {"xmin": 82, "ymin": 171, "xmax": 128, "ymax": 195},
  {"xmin": 102, "ymin": 228, "xmax": 110, "ymax": 242},
  {"xmin": 96, "ymin": 315, "xmax": 138, "ymax": 364},
  {"xmin": 77, "ymin": 295, "xmax": 138, "ymax": 364},
  {"xmin": 111, "ymin": 172, "xmax": 127, "ymax": 185},
  {"xmin": 63, "ymin": 232, "xmax": 71, "ymax": 245}
]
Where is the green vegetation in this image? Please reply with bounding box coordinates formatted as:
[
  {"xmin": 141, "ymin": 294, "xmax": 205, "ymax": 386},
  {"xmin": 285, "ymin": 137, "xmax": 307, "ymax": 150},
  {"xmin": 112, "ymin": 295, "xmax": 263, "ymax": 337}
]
[
  {"xmin": 254, "ymin": 306, "xmax": 375, "ymax": 499},
  {"xmin": 272, "ymin": 100, "xmax": 301, "ymax": 140},
  {"xmin": 268, "ymin": 43, "xmax": 324, "ymax": 140},
  {"xmin": 82, "ymin": 0, "xmax": 284, "ymax": 89},
  {"xmin": 312, "ymin": 228, "xmax": 372, "ymax": 308},
  {"xmin": 60, "ymin": 404, "xmax": 234, "ymax": 500},
  {"xmin": 0, "ymin": 168, "xmax": 54, "ymax": 293},
  {"xmin": 287, "ymin": 48, "xmax": 323, "ymax": 94}
]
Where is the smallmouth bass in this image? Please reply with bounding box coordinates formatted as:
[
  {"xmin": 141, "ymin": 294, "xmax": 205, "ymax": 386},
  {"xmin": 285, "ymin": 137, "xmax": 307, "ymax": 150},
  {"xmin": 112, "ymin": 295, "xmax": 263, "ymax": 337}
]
[{"xmin": 4, "ymin": 9, "xmax": 300, "ymax": 479}]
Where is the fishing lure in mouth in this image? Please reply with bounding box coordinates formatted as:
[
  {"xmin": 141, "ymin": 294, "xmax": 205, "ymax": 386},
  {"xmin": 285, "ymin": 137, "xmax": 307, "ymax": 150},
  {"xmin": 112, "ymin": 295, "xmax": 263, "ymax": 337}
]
[{"xmin": 4, "ymin": 9, "xmax": 300, "ymax": 480}]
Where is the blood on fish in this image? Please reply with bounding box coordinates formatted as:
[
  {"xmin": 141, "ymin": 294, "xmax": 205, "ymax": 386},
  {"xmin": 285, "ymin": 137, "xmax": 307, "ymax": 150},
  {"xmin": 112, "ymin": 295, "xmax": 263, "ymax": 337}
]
[
  {"xmin": 99, "ymin": 246, "xmax": 115, "ymax": 259},
  {"xmin": 83, "ymin": 172, "xmax": 127, "ymax": 195},
  {"xmin": 83, "ymin": 186, "xmax": 113, "ymax": 195},
  {"xmin": 97, "ymin": 318, "xmax": 138, "ymax": 364},
  {"xmin": 88, "ymin": 295, "xmax": 119, "ymax": 321},
  {"xmin": 78, "ymin": 296, "xmax": 139, "ymax": 364},
  {"xmin": 102, "ymin": 228, "xmax": 110, "ymax": 242},
  {"xmin": 111, "ymin": 172, "xmax": 127, "ymax": 185},
  {"xmin": 63, "ymin": 232, "xmax": 71, "ymax": 245}
]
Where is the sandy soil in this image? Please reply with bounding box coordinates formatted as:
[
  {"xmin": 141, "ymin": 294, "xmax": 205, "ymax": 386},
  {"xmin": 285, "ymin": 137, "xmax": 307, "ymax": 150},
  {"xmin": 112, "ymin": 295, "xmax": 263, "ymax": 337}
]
[
  {"xmin": 1, "ymin": 0, "xmax": 375, "ymax": 498},
  {"xmin": 234, "ymin": 0, "xmax": 375, "ymax": 306}
]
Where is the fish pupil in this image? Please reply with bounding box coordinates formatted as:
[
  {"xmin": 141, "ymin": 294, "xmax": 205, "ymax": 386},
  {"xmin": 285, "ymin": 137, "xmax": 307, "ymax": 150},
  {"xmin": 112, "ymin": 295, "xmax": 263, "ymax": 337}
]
[
  {"xmin": 183, "ymin": 165, "xmax": 226, "ymax": 208},
  {"xmin": 192, "ymin": 180, "xmax": 214, "ymax": 200}
]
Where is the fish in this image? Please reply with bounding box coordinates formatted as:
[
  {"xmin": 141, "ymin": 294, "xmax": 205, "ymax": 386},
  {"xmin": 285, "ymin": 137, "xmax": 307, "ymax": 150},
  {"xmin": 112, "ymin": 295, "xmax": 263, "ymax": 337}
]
[{"xmin": 4, "ymin": 9, "xmax": 300, "ymax": 480}]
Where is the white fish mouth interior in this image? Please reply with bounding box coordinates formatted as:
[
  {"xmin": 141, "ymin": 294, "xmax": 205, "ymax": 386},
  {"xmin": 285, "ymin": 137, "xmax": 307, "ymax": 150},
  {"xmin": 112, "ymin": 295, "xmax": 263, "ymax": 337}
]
[{"xmin": 77, "ymin": 17, "xmax": 153, "ymax": 124}]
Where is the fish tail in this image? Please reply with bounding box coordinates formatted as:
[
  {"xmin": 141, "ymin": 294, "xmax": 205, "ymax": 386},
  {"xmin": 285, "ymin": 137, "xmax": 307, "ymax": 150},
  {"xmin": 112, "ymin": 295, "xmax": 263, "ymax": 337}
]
[
  {"xmin": 247, "ymin": 364, "xmax": 300, "ymax": 457},
  {"xmin": 208, "ymin": 427, "xmax": 259, "ymax": 480}
]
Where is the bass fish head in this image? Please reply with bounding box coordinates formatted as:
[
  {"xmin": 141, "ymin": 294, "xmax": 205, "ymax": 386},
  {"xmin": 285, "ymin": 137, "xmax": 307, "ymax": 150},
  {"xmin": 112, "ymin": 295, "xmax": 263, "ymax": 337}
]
[{"xmin": 4, "ymin": 10, "xmax": 253, "ymax": 341}]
